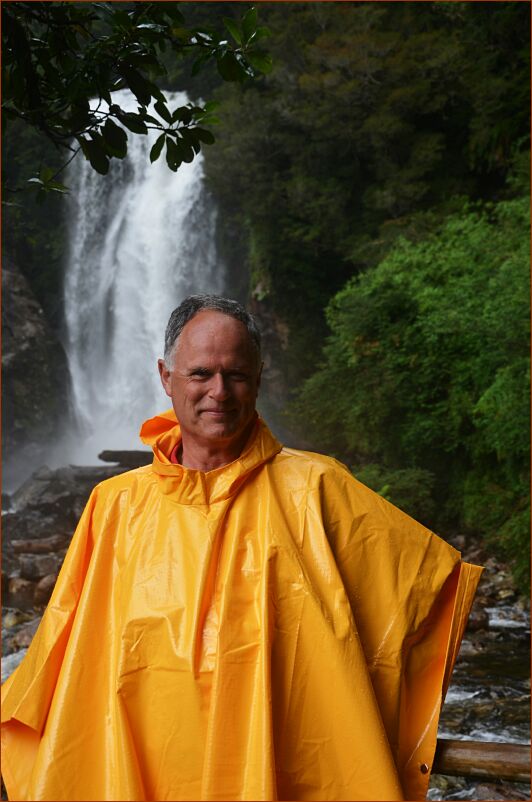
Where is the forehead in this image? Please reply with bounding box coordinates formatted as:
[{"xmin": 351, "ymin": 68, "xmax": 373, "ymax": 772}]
[{"xmin": 175, "ymin": 310, "xmax": 256, "ymax": 364}]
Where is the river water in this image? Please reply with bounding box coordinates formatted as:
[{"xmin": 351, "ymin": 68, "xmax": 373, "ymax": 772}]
[{"xmin": 428, "ymin": 563, "xmax": 530, "ymax": 800}]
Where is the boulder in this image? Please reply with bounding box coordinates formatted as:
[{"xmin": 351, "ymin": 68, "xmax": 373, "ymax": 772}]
[
  {"xmin": 98, "ymin": 449, "xmax": 152, "ymax": 467},
  {"xmin": 19, "ymin": 553, "xmax": 63, "ymax": 581},
  {"xmin": 466, "ymin": 606, "xmax": 490, "ymax": 632},
  {"xmin": 1, "ymin": 648, "xmax": 28, "ymax": 683},
  {"xmin": 34, "ymin": 574, "xmax": 59, "ymax": 607},
  {"xmin": 7, "ymin": 577, "xmax": 36, "ymax": 610},
  {"xmin": 8, "ymin": 617, "xmax": 42, "ymax": 650},
  {"xmin": 2, "ymin": 256, "xmax": 70, "ymax": 488},
  {"xmin": 12, "ymin": 534, "xmax": 68, "ymax": 554}
]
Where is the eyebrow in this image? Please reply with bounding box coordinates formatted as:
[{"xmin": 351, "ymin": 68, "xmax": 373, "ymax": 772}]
[{"xmin": 186, "ymin": 366, "xmax": 250, "ymax": 375}]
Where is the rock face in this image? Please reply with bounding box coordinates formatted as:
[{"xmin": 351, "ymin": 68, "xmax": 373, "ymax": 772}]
[
  {"xmin": 2, "ymin": 255, "xmax": 70, "ymax": 488},
  {"xmin": 2, "ymin": 462, "xmax": 126, "ymax": 611}
]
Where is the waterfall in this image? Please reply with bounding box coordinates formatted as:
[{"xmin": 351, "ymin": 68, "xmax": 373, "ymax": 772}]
[{"xmin": 61, "ymin": 89, "xmax": 224, "ymax": 463}]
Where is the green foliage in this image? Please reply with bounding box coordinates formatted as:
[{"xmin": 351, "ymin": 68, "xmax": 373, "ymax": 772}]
[
  {"xmin": 205, "ymin": 2, "xmax": 530, "ymax": 391},
  {"xmin": 2, "ymin": 2, "xmax": 271, "ymax": 188},
  {"xmin": 294, "ymin": 192, "xmax": 530, "ymax": 590},
  {"xmin": 353, "ymin": 464, "xmax": 436, "ymax": 526}
]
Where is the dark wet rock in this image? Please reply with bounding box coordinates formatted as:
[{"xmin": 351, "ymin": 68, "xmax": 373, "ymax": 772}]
[
  {"xmin": 2, "ymin": 461, "xmax": 128, "ymax": 612},
  {"xmin": 429, "ymin": 778, "xmax": 531, "ymax": 801},
  {"xmin": 34, "ymin": 574, "xmax": 59, "ymax": 607},
  {"xmin": 7, "ymin": 577, "xmax": 36, "ymax": 610},
  {"xmin": 2, "ymin": 462, "xmax": 124, "ymax": 611},
  {"xmin": 466, "ymin": 607, "xmax": 490, "ymax": 632},
  {"xmin": 2, "ymin": 493, "xmax": 12, "ymax": 511},
  {"xmin": 11, "ymin": 464, "xmax": 122, "ymax": 525},
  {"xmin": 3, "ymin": 509, "xmax": 71, "ymax": 542},
  {"xmin": 1, "ymin": 648, "xmax": 28, "ymax": 683},
  {"xmin": 430, "ymin": 531, "xmax": 531, "ymax": 802},
  {"xmin": 98, "ymin": 449, "xmax": 152, "ymax": 467},
  {"xmin": 7, "ymin": 617, "xmax": 42, "ymax": 651},
  {"xmin": 2, "ymin": 610, "xmax": 41, "ymax": 656},
  {"xmin": 1, "ymin": 257, "xmax": 70, "ymax": 489},
  {"xmin": 19, "ymin": 553, "xmax": 64, "ymax": 581},
  {"xmin": 2, "ymin": 608, "xmax": 36, "ymax": 629},
  {"xmin": 472, "ymin": 783, "xmax": 531, "ymax": 801},
  {"xmin": 12, "ymin": 534, "xmax": 69, "ymax": 554},
  {"xmin": 497, "ymin": 588, "xmax": 517, "ymax": 601}
]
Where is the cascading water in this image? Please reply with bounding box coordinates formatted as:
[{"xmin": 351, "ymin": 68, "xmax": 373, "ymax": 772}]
[{"xmin": 61, "ymin": 90, "xmax": 224, "ymax": 464}]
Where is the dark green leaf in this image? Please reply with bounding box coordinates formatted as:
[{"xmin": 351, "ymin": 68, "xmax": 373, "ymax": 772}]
[
  {"xmin": 223, "ymin": 17, "xmax": 242, "ymax": 45},
  {"xmin": 172, "ymin": 106, "xmax": 193, "ymax": 125},
  {"xmin": 113, "ymin": 110, "xmax": 148, "ymax": 135},
  {"xmin": 191, "ymin": 52, "xmax": 211, "ymax": 76},
  {"xmin": 180, "ymin": 127, "xmax": 201, "ymax": 155},
  {"xmin": 194, "ymin": 127, "xmax": 215, "ymax": 145},
  {"xmin": 120, "ymin": 65, "xmax": 152, "ymax": 106},
  {"xmin": 163, "ymin": 7, "xmax": 185, "ymax": 25},
  {"xmin": 102, "ymin": 118, "xmax": 128, "ymax": 157},
  {"xmin": 154, "ymin": 99, "xmax": 172, "ymax": 124},
  {"xmin": 46, "ymin": 180, "xmax": 70, "ymax": 194},
  {"xmin": 151, "ymin": 84, "xmax": 167, "ymax": 104},
  {"xmin": 150, "ymin": 133, "xmax": 166, "ymax": 163},
  {"xmin": 80, "ymin": 135, "xmax": 110, "ymax": 174},
  {"xmin": 217, "ymin": 51, "xmax": 246, "ymax": 82},
  {"xmin": 165, "ymin": 137, "xmax": 181, "ymax": 171},
  {"xmin": 137, "ymin": 23, "xmax": 165, "ymax": 32},
  {"xmin": 110, "ymin": 9, "xmax": 131, "ymax": 30},
  {"xmin": 176, "ymin": 134, "xmax": 194, "ymax": 163},
  {"xmin": 141, "ymin": 112, "xmax": 160, "ymax": 125},
  {"xmin": 39, "ymin": 166, "xmax": 54, "ymax": 183},
  {"xmin": 168, "ymin": 26, "xmax": 191, "ymax": 42},
  {"xmin": 249, "ymin": 25, "xmax": 271, "ymax": 43},
  {"xmin": 242, "ymin": 7, "xmax": 258, "ymax": 43},
  {"xmin": 246, "ymin": 51, "xmax": 273, "ymax": 75}
]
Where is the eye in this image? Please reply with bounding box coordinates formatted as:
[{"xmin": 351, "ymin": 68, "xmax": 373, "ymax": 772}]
[{"xmin": 190, "ymin": 368, "xmax": 211, "ymax": 379}]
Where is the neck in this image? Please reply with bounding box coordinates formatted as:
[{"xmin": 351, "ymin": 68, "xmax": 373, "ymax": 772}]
[{"xmin": 179, "ymin": 421, "xmax": 256, "ymax": 472}]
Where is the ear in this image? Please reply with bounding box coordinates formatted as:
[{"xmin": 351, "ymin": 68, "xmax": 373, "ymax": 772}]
[
  {"xmin": 158, "ymin": 359, "xmax": 172, "ymax": 397},
  {"xmin": 256, "ymin": 361, "xmax": 263, "ymax": 391}
]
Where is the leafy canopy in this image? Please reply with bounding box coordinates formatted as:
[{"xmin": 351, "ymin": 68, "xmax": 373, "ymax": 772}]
[
  {"xmin": 2, "ymin": 2, "xmax": 272, "ymax": 191},
  {"xmin": 293, "ymin": 192, "xmax": 530, "ymax": 589}
]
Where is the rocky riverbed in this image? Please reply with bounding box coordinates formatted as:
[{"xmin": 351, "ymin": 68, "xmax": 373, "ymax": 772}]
[
  {"xmin": 427, "ymin": 535, "xmax": 530, "ymax": 801},
  {"xmin": 2, "ymin": 461, "xmax": 530, "ymax": 801}
]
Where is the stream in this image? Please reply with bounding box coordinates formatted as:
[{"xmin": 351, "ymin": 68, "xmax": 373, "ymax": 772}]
[{"xmin": 428, "ymin": 557, "xmax": 530, "ymax": 800}]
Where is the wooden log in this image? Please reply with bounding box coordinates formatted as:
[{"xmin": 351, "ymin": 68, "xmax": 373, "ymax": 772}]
[
  {"xmin": 98, "ymin": 449, "xmax": 153, "ymax": 467},
  {"xmin": 433, "ymin": 737, "xmax": 531, "ymax": 783}
]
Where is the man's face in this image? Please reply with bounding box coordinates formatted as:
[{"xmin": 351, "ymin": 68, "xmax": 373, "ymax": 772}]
[{"xmin": 158, "ymin": 310, "xmax": 262, "ymax": 453}]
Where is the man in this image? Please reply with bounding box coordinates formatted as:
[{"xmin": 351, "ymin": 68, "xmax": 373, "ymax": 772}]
[{"xmin": 2, "ymin": 295, "xmax": 482, "ymax": 802}]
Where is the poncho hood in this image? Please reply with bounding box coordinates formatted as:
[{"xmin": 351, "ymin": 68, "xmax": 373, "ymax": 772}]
[{"xmin": 139, "ymin": 408, "xmax": 283, "ymax": 505}]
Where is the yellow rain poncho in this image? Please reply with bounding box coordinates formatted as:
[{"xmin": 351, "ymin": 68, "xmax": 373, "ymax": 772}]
[{"xmin": 1, "ymin": 411, "xmax": 482, "ymax": 801}]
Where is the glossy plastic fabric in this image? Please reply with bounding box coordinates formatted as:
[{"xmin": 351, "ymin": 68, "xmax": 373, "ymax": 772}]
[{"xmin": 1, "ymin": 411, "xmax": 482, "ymax": 801}]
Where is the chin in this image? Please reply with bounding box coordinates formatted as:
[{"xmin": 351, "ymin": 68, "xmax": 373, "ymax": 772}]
[{"xmin": 201, "ymin": 422, "xmax": 239, "ymax": 441}]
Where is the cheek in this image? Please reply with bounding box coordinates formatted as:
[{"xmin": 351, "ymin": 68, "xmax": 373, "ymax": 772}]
[
  {"xmin": 180, "ymin": 386, "xmax": 203, "ymax": 407},
  {"xmin": 238, "ymin": 385, "xmax": 258, "ymax": 406}
]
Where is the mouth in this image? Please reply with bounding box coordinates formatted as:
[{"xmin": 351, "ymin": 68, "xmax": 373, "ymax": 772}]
[{"xmin": 200, "ymin": 409, "xmax": 235, "ymax": 418}]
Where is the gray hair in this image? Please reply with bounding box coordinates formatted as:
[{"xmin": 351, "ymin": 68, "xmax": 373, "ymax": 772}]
[{"xmin": 164, "ymin": 294, "xmax": 262, "ymax": 366}]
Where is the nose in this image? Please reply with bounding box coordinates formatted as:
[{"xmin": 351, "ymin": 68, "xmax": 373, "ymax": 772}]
[{"xmin": 208, "ymin": 372, "xmax": 230, "ymax": 401}]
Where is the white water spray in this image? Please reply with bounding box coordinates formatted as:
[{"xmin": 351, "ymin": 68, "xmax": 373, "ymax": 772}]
[{"xmin": 61, "ymin": 90, "xmax": 224, "ymax": 463}]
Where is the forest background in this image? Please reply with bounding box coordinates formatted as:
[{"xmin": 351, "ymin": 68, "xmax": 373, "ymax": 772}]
[{"xmin": 3, "ymin": 2, "xmax": 530, "ymax": 591}]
